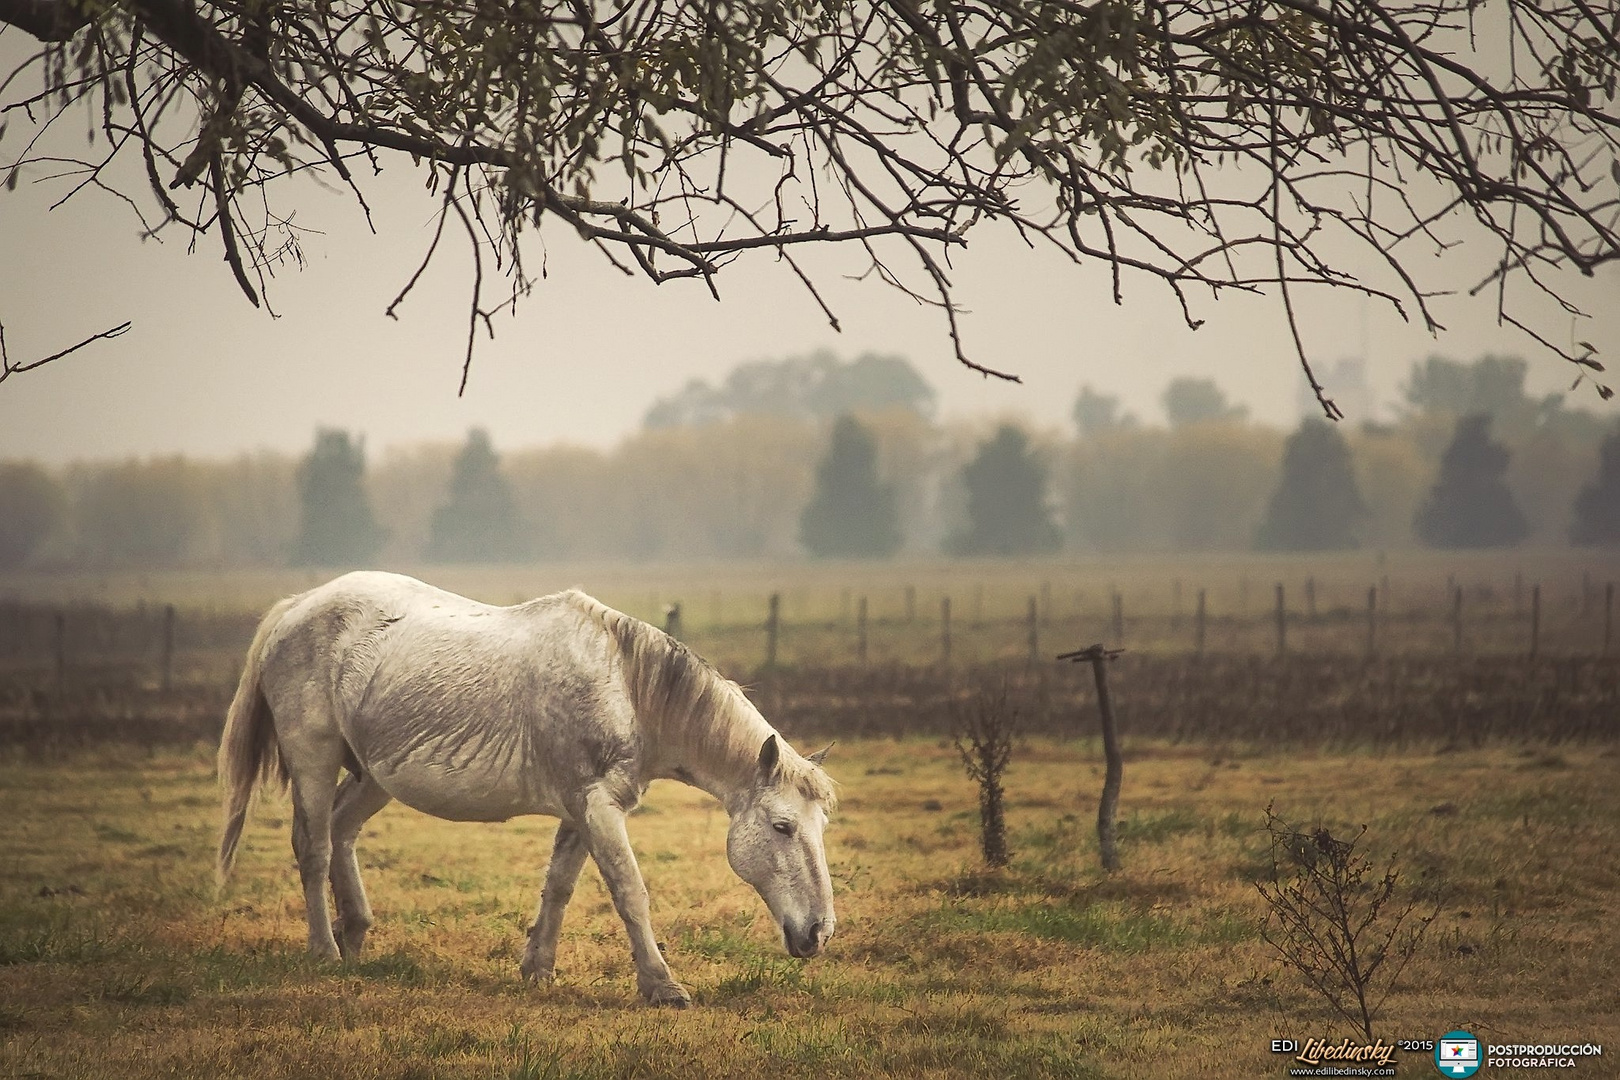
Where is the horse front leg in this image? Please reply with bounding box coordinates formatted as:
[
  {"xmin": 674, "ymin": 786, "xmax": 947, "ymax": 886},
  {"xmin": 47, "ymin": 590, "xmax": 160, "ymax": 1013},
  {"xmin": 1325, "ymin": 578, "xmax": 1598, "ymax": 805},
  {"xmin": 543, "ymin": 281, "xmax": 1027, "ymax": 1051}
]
[
  {"xmin": 577, "ymin": 789, "xmax": 690, "ymax": 1007},
  {"xmin": 520, "ymin": 821, "xmax": 589, "ymax": 983}
]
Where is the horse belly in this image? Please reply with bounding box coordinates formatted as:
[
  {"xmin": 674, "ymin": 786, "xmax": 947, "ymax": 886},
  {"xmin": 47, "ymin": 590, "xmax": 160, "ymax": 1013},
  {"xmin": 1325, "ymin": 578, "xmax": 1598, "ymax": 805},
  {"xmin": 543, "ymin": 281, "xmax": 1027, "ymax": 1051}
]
[
  {"xmin": 351, "ymin": 711, "xmax": 560, "ymax": 822},
  {"xmin": 373, "ymin": 756, "xmax": 549, "ymax": 822}
]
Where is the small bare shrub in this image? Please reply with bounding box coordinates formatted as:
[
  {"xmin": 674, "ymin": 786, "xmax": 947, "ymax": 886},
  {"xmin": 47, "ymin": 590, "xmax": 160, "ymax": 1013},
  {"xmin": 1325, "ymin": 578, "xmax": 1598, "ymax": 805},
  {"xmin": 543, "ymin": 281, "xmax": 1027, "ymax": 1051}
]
[
  {"xmin": 1255, "ymin": 803, "xmax": 1439, "ymax": 1040},
  {"xmin": 953, "ymin": 682, "xmax": 1019, "ymax": 869}
]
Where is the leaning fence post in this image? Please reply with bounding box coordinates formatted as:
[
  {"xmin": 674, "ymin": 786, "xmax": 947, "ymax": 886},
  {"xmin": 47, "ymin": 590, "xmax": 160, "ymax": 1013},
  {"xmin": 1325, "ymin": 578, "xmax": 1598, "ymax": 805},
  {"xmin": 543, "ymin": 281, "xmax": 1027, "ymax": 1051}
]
[
  {"xmin": 1058, "ymin": 644, "xmax": 1125, "ymax": 873},
  {"xmin": 765, "ymin": 593, "xmax": 780, "ymax": 669},
  {"xmin": 663, "ymin": 601, "xmax": 682, "ymax": 641},
  {"xmin": 161, "ymin": 603, "xmax": 176, "ymax": 692},
  {"xmin": 1110, "ymin": 591, "xmax": 1125, "ymax": 645},
  {"xmin": 941, "ymin": 596, "xmax": 952, "ymax": 665}
]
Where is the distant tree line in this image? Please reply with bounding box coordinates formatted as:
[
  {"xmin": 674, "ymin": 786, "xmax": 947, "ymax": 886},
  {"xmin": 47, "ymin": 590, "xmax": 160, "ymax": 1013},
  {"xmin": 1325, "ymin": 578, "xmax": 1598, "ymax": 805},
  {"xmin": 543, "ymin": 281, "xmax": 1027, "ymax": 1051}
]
[{"xmin": 1, "ymin": 353, "xmax": 1617, "ymax": 571}]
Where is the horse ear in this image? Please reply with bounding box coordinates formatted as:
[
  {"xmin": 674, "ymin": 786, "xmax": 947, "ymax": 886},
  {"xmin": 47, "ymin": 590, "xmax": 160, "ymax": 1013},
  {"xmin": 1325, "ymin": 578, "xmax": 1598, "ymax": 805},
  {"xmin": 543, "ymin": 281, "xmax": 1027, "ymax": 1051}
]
[
  {"xmin": 807, "ymin": 742, "xmax": 834, "ymax": 767},
  {"xmin": 757, "ymin": 734, "xmax": 780, "ymax": 778}
]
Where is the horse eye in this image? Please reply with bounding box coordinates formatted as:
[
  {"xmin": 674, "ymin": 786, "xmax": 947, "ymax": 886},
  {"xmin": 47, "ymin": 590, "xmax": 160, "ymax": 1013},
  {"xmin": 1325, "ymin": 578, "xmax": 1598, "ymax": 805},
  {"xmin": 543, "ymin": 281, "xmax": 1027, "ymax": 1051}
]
[{"xmin": 772, "ymin": 821, "xmax": 794, "ymax": 836}]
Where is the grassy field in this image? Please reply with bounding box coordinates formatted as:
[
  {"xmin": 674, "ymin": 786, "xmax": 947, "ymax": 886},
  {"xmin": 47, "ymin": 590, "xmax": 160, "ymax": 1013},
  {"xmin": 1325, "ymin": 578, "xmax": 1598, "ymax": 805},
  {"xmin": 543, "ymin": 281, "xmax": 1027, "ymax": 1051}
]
[{"xmin": 2, "ymin": 737, "xmax": 1617, "ymax": 1079}]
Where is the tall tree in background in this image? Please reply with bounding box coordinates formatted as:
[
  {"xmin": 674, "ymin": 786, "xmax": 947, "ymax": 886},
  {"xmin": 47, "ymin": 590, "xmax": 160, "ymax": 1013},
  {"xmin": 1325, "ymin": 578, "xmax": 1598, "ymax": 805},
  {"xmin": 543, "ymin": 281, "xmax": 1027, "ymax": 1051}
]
[
  {"xmin": 3, "ymin": 0, "xmax": 1617, "ymax": 402},
  {"xmin": 293, "ymin": 429, "xmax": 385, "ymax": 566},
  {"xmin": 1414, "ymin": 416, "xmax": 1530, "ymax": 549},
  {"xmin": 1401, "ymin": 354, "xmax": 1578, "ymax": 440},
  {"xmin": 799, "ymin": 416, "xmax": 901, "ymax": 559},
  {"xmin": 1570, "ymin": 425, "xmax": 1620, "ymax": 547},
  {"xmin": 644, "ymin": 352, "xmax": 936, "ymax": 429},
  {"xmin": 74, "ymin": 457, "xmax": 201, "ymax": 566},
  {"xmin": 0, "ymin": 462, "xmax": 63, "ymax": 568},
  {"xmin": 1162, "ymin": 378, "xmax": 1249, "ymax": 427},
  {"xmin": 947, "ymin": 426, "xmax": 1062, "ymax": 557},
  {"xmin": 426, "ymin": 429, "xmax": 528, "ymax": 563},
  {"xmin": 1072, "ymin": 386, "xmax": 1136, "ymax": 439},
  {"xmin": 1255, "ymin": 422, "xmax": 1367, "ymax": 551}
]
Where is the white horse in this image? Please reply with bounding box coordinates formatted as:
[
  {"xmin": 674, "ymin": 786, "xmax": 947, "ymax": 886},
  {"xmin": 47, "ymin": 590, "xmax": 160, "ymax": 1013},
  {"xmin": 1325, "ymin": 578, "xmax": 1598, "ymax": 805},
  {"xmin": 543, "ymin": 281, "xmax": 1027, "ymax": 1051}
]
[{"xmin": 217, "ymin": 571, "xmax": 835, "ymax": 1007}]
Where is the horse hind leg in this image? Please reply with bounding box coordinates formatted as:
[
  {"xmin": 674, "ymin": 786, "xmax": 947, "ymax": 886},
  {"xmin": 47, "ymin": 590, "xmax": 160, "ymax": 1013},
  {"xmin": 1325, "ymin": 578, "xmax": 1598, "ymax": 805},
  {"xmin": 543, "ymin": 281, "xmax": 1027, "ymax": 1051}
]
[
  {"xmin": 329, "ymin": 771, "xmax": 392, "ymax": 961},
  {"xmin": 521, "ymin": 821, "xmax": 589, "ymax": 983},
  {"xmin": 282, "ymin": 731, "xmax": 347, "ymax": 961}
]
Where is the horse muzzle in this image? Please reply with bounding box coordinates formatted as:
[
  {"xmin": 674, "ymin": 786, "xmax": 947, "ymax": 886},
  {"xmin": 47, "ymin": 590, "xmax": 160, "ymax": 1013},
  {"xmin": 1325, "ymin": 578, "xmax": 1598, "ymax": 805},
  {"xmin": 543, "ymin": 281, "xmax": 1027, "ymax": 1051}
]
[{"xmin": 783, "ymin": 918, "xmax": 831, "ymax": 958}]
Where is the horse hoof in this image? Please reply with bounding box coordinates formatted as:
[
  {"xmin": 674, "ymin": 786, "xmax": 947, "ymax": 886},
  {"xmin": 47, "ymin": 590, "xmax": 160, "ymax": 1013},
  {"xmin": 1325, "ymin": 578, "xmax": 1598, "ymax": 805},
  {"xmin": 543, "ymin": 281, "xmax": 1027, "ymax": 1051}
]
[
  {"xmin": 520, "ymin": 963, "xmax": 555, "ymax": 984},
  {"xmin": 644, "ymin": 985, "xmax": 691, "ymax": 1008}
]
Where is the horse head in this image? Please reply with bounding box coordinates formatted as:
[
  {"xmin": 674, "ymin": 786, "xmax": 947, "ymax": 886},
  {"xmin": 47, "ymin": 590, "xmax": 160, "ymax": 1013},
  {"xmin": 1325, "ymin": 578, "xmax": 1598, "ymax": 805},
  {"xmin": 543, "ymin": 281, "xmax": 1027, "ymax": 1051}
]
[{"xmin": 725, "ymin": 735, "xmax": 836, "ymax": 958}]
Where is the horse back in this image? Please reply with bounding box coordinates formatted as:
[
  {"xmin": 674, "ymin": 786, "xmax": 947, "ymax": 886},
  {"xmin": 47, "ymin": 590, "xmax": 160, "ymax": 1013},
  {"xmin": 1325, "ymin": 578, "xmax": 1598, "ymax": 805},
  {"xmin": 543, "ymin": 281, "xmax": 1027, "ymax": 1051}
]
[{"xmin": 261, "ymin": 572, "xmax": 639, "ymax": 822}]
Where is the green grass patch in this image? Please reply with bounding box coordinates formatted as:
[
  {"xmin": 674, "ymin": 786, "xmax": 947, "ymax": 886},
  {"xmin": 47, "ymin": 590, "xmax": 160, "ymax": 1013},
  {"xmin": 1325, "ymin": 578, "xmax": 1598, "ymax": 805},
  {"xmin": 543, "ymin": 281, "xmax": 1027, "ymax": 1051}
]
[{"xmin": 924, "ymin": 898, "xmax": 1254, "ymax": 950}]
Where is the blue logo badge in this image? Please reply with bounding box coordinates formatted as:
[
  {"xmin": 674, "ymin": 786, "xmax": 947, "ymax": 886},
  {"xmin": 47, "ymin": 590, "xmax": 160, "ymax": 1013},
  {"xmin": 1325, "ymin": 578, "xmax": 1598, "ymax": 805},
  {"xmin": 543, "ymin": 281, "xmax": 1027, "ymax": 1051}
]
[{"xmin": 1435, "ymin": 1031, "xmax": 1481, "ymax": 1077}]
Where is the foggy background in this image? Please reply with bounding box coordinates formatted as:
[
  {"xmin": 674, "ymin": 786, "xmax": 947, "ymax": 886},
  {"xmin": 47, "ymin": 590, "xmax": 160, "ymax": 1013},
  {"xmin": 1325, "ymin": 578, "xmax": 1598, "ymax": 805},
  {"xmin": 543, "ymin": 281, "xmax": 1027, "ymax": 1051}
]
[{"xmin": 3, "ymin": 33, "xmax": 1619, "ymax": 573}]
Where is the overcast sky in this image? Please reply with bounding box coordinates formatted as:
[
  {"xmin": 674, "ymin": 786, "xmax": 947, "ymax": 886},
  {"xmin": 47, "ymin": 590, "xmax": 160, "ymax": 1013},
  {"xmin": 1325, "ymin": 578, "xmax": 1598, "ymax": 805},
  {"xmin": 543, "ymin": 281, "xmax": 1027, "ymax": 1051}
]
[{"xmin": 2, "ymin": 44, "xmax": 1617, "ymax": 464}]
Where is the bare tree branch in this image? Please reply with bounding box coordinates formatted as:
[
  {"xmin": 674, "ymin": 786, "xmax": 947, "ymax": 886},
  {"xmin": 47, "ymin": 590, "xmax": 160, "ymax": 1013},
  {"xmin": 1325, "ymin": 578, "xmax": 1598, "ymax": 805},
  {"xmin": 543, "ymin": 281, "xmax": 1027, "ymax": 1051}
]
[
  {"xmin": 1, "ymin": 0, "xmax": 1616, "ymax": 399},
  {"xmin": 0, "ymin": 319, "xmax": 133, "ymax": 383}
]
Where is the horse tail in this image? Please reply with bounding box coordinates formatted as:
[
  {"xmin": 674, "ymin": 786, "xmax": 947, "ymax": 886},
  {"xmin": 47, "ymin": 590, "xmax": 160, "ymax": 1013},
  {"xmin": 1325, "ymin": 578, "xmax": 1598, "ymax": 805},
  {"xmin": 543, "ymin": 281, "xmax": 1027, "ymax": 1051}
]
[{"xmin": 217, "ymin": 594, "xmax": 298, "ymax": 886}]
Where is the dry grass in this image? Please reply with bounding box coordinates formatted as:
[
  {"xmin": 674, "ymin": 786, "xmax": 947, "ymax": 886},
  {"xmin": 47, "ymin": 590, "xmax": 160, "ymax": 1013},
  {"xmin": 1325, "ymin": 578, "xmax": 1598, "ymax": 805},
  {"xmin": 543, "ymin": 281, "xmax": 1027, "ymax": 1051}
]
[{"xmin": 2, "ymin": 738, "xmax": 1617, "ymax": 1079}]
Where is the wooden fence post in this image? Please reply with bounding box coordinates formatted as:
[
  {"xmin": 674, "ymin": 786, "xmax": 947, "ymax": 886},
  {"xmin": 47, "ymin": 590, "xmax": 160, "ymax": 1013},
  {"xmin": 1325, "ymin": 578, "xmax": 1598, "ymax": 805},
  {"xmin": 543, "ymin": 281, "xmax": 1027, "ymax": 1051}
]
[
  {"xmin": 1530, "ymin": 584, "xmax": 1541, "ymax": 660},
  {"xmin": 1194, "ymin": 589, "xmax": 1206, "ymax": 655},
  {"xmin": 1605, "ymin": 582, "xmax": 1614, "ymax": 656},
  {"xmin": 904, "ymin": 585, "xmax": 916, "ymax": 624},
  {"xmin": 54, "ymin": 610, "xmax": 66, "ymax": 693},
  {"xmin": 1058, "ymin": 645, "xmax": 1125, "ymax": 872},
  {"xmin": 1366, "ymin": 585, "xmax": 1378, "ymax": 657},
  {"xmin": 1040, "ymin": 581, "xmax": 1052, "ymax": 628},
  {"xmin": 765, "ymin": 593, "xmax": 780, "ymax": 669},
  {"xmin": 1026, "ymin": 597, "xmax": 1039, "ymax": 663},
  {"xmin": 1111, "ymin": 591, "xmax": 1125, "ymax": 645},
  {"xmin": 161, "ymin": 603, "xmax": 176, "ymax": 692},
  {"xmin": 941, "ymin": 597, "xmax": 952, "ymax": 665},
  {"xmin": 663, "ymin": 602, "xmax": 682, "ymax": 641},
  {"xmin": 1274, "ymin": 584, "xmax": 1287, "ymax": 657},
  {"xmin": 856, "ymin": 596, "xmax": 868, "ymax": 665},
  {"xmin": 1171, "ymin": 578, "xmax": 1183, "ymax": 632},
  {"xmin": 1451, "ymin": 586, "xmax": 1463, "ymax": 653}
]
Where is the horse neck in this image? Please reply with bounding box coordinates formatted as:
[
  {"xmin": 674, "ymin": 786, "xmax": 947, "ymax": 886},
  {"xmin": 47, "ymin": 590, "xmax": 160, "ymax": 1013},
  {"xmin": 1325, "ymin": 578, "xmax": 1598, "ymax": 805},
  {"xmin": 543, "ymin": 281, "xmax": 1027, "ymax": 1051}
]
[{"xmin": 644, "ymin": 670, "xmax": 774, "ymax": 812}]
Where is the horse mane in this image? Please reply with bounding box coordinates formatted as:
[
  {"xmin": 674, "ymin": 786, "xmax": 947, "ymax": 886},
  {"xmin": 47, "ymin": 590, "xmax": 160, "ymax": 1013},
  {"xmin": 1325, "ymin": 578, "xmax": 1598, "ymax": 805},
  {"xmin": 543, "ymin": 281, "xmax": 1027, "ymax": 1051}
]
[{"xmin": 558, "ymin": 589, "xmax": 836, "ymax": 808}]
